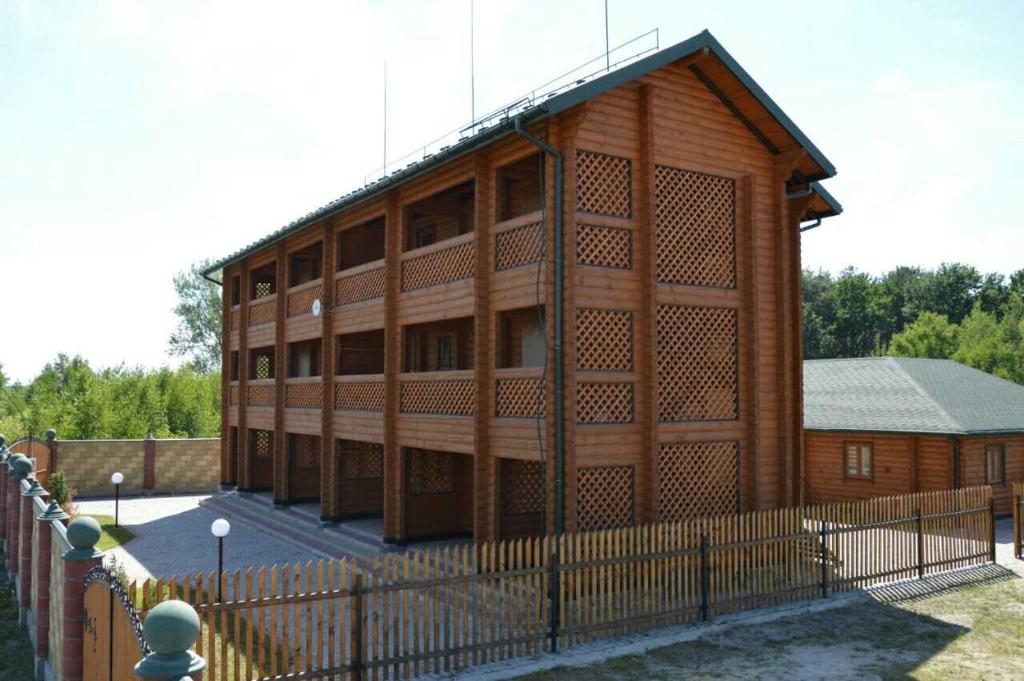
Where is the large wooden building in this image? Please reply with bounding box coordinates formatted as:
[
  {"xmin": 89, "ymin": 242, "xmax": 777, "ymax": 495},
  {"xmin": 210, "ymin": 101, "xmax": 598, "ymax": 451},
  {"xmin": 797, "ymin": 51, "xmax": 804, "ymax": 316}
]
[
  {"xmin": 204, "ymin": 30, "xmax": 841, "ymax": 543},
  {"xmin": 804, "ymin": 357, "xmax": 1024, "ymax": 514}
]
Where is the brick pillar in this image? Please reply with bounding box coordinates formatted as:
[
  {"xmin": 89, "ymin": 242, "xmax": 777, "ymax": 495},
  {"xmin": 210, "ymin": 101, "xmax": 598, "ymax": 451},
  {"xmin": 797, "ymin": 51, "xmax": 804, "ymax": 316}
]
[
  {"xmin": 46, "ymin": 430, "xmax": 59, "ymax": 474},
  {"xmin": 61, "ymin": 518, "xmax": 105, "ymax": 681},
  {"xmin": 0, "ymin": 455, "xmax": 8, "ymax": 548},
  {"xmin": 34, "ymin": 514, "xmax": 53, "ymax": 664},
  {"xmin": 144, "ymin": 436, "xmax": 157, "ymax": 491},
  {"xmin": 19, "ymin": 492, "xmax": 34, "ymax": 612},
  {"xmin": 6, "ymin": 475, "xmax": 20, "ymax": 576}
]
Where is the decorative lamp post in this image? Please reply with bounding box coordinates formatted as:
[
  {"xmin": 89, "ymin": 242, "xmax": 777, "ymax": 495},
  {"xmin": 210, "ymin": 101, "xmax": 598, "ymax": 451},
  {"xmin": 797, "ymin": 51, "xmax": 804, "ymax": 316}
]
[
  {"xmin": 111, "ymin": 471, "xmax": 125, "ymax": 527},
  {"xmin": 210, "ymin": 518, "xmax": 230, "ymax": 601}
]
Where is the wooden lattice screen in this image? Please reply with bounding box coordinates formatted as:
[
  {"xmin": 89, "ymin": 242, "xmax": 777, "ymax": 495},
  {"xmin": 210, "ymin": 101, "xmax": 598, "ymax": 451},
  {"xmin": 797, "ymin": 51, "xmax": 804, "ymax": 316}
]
[
  {"xmin": 658, "ymin": 441, "xmax": 739, "ymax": 521},
  {"xmin": 335, "ymin": 266, "xmax": 385, "ymax": 306},
  {"xmin": 655, "ymin": 166, "xmax": 736, "ymax": 288},
  {"xmin": 656, "ymin": 305, "xmax": 738, "ymax": 422},
  {"xmin": 401, "ymin": 241, "xmax": 475, "ymax": 291},
  {"xmin": 576, "ymin": 382, "xmax": 634, "ymax": 424},
  {"xmin": 250, "ymin": 429, "xmax": 272, "ymax": 462},
  {"xmin": 400, "ymin": 379, "xmax": 475, "ymax": 416},
  {"xmin": 576, "ymin": 223, "xmax": 632, "ymax": 269},
  {"xmin": 229, "ymin": 384, "xmax": 238, "ymax": 406},
  {"xmin": 576, "ymin": 151, "xmax": 632, "ymax": 217},
  {"xmin": 291, "ymin": 434, "xmax": 321, "ymax": 469},
  {"xmin": 254, "ymin": 355, "xmax": 273, "ymax": 380},
  {"xmin": 495, "ymin": 222, "xmax": 544, "ymax": 271},
  {"xmin": 407, "ymin": 450, "xmax": 456, "ymax": 495},
  {"xmin": 334, "ymin": 381, "xmax": 385, "ymax": 412},
  {"xmin": 287, "ymin": 284, "xmax": 323, "ymax": 317},
  {"xmin": 246, "ymin": 383, "xmax": 274, "ymax": 407},
  {"xmin": 248, "ymin": 298, "xmax": 277, "ymax": 327},
  {"xmin": 338, "ymin": 440, "xmax": 384, "ymax": 479},
  {"xmin": 286, "ymin": 382, "xmax": 322, "ymax": 409},
  {"xmin": 501, "ymin": 459, "xmax": 544, "ymax": 516},
  {"xmin": 577, "ymin": 465, "xmax": 635, "ymax": 530},
  {"xmin": 576, "ymin": 308, "xmax": 633, "ymax": 371},
  {"xmin": 495, "ymin": 377, "xmax": 545, "ymax": 418}
]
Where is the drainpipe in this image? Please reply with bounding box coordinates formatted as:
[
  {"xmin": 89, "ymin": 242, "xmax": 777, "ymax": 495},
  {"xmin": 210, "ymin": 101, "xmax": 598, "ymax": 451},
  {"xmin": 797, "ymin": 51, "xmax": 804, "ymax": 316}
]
[
  {"xmin": 513, "ymin": 115, "xmax": 564, "ymax": 538},
  {"xmin": 949, "ymin": 436, "xmax": 961, "ymax": 488},
  {"xmin": 202, "ymin": 271, "xmax": 223, "ymax": 286}
]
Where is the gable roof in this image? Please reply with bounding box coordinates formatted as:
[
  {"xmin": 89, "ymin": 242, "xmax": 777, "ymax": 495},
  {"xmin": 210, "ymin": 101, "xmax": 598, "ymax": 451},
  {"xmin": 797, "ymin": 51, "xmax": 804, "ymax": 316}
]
[
  {"xmin": 203, "ymin": 29, "xmax": 838, "ymax": 278},
  {"xmin": 804, "ymin": 357, "xmax": 1024, "ymax": 436}
]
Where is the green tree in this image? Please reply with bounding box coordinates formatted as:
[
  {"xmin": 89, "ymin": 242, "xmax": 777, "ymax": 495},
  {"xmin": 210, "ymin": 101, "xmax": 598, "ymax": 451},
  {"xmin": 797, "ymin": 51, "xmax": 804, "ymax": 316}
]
[
  {"xmin": 953, "ymin": 299, "xmax": 1024, "ymax": 383},
  {"xmin": 827, "ymin": 268, "xmax": 884, "ymax": 357},
  {"xmin": 169, "ymin": 260, "xmax": 222, "ymax": 373},
  {"xmin": 888, "ymin": 311, "xmax": 959, "ymax": 359}
]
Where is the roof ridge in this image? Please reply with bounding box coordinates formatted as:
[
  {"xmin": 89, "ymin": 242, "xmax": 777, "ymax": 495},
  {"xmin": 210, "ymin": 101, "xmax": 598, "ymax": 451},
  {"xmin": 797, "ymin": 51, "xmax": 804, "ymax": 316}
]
[{"xmin": 886, "ymin": 357, "xmax": 965, "ymax": 434}]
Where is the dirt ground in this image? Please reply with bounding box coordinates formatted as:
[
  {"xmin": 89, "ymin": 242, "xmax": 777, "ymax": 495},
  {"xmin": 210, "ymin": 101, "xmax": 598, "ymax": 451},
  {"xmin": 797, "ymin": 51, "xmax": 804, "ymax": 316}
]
[{"xmin": 525, "ymin": 565, "xmax": 1024, "ymax": 680}]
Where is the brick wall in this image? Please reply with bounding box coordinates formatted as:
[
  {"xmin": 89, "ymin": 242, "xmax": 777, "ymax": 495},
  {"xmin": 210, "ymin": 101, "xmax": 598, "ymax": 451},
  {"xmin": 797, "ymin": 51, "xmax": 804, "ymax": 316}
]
[{"xmin": 55, "ymin": 438, "xmax": 220, "ymax": 497}]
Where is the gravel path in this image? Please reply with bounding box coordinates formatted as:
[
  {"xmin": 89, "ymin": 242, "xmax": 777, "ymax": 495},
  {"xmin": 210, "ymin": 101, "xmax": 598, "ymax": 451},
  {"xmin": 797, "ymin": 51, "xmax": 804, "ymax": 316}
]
[{"xmin": 76, "ymin": 495, "xmax": 320, "ymax": 580}]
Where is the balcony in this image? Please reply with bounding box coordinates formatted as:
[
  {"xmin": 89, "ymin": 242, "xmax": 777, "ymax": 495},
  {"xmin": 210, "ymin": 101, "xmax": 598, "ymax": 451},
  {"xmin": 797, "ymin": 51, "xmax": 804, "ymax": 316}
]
[
  {"xmin": 493, "ymin": 210, "xmax": 544, "ymax": 272},
  {"xmin": 400, "ymin": 231, "xmax": 475, "ymax": 292},
  {"xmin": 248, "ymin": 295, "xmax": 276, "ymax": 327},
  {"xmin": 286, "ymin": 279, "xmax": 323, "ymax": 318},
  {"xmin": 335, "ymin": 259, "xmax": 385, "ymax": 307},
  {"xmin": 229, "ymin": 382, "xmax": 239, "ymax": 407},
  {"xmin": 285, "ymin": 377, "xmax": 322, "ymax": 410},
  {"xmin": 399, "ymin": 370, "xmax": 475, "ymax": 416},
  {"xmin": 495, "ymin": 368, "xmax": 544, "ymax": 418},
  {"xmin": 334, "ymin": 374, "xmax": 385, "ymax": 412},
  {"xmin": 246, "ymin": 379, "xmax": 275, "ymax": 407}
]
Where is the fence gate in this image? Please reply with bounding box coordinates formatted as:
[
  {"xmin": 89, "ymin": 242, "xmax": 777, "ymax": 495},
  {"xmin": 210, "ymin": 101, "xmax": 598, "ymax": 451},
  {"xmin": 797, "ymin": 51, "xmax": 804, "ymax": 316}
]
[
  {"xmin": 83, "ymin": 567, "xmax": 148, "ymax": 681},
  {"xmin": 1014, "ymin": 482, "xmax": 1023, "ymax": 560}
]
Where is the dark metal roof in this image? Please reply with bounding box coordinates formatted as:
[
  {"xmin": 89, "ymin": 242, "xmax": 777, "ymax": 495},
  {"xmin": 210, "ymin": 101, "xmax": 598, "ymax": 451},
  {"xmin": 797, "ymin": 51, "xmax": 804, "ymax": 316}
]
[
  {"xmin": 805, "ymin": 357, "xmax": 1024, "ymax": 436},
  {"xmin": 203, "ymin": 29, "xmax": 838, "ymax": 277}
]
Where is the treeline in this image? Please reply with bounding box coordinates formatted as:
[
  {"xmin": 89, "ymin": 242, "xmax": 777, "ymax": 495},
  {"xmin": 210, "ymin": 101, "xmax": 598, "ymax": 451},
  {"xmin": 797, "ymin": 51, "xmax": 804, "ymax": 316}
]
[
  {"xmin": 0, "ymin": 355, "xmax": 220, "ymax": 441},
  {"xmin": 805, "ymin": 263, "xmax": 1024, "ymax": 383}
]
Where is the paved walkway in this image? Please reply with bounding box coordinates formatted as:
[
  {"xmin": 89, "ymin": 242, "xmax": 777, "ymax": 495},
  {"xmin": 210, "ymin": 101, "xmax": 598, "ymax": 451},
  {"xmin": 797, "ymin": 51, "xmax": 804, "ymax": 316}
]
[{"xmin": 76, "ymin": 495, "xmax": 321, "ymax": 580}]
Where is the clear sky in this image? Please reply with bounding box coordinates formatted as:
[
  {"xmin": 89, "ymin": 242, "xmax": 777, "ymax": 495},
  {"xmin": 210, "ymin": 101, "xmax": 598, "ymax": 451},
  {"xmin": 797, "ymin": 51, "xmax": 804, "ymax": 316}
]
[{"xmin": 2, "ymin": 0, "xmax": 1021, "ymax": 383}]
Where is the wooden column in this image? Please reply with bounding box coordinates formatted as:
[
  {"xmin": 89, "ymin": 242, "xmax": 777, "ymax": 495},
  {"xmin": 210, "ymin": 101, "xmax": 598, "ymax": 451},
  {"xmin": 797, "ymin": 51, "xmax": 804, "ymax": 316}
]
[
  {"xmin": 636, "ymin": 84, "xmax": 657, "ymax": 524},
  {"xmin": 560, "ymin": 118, "xmax": 579, "ymax": 532},
  {"xmin": 237, "ymin": 261, "xmax": 251, "ymax": 490},
  {"xmin": 910, "ymin": 437, "xmax": 921, "ymax": 493},
  {"xmin": 541, "ymin": 119, "xmax": 562, "ymax": 536},
  {"xmin": 472, "ymin": 151, "xmax": 496, "ymax": 541},
  {"xmin": 220, "ymin": 273, "xmax": 232, "ymax": 485},
  {"xmin": 320, "ymin": 221, "xmax": 339, "ymax": 520},
  {"xmin": 273, "ymin": 244, "xmax": 288, "ymax": 504},
  {"xmin": 738, "ymin": 175, "xmax": 759, "ymax": 511},
  {"xmin": 382, "ymin": 193, "xmax": 404, "ymax": 541}
]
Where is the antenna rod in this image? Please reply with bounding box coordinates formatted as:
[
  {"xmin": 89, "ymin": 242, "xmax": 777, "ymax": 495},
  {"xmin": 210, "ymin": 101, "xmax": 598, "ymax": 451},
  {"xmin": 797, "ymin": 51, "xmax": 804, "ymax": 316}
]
[
  {"xmin": 383, "ymin": 60, "xmax": 388, "ymax": 174},
  {"xmin": 604, "ymin": 0, "xmax": 610, "ymax": 71},
  {"xmin": 470, "ymin": 0, "xmax": 476, "ymax": 129}
]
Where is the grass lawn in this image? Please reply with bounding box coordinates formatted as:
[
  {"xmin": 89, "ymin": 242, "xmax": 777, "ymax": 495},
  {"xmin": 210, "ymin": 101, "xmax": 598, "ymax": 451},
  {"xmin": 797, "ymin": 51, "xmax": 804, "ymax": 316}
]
[
  {"xmin": 83, "ymin": 514, "xmax": 136, "ymax": 551},
  {"xmin": 0, "ymin": 581, "xmax": 34, "ymax": 681},
  {"xmin": 525, "ymin": 568, "xmax": 1024, "ymax": 680}
]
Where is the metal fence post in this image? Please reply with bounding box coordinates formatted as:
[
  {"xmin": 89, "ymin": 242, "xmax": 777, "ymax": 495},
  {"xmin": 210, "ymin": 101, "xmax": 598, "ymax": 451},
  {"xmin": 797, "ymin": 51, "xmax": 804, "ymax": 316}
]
[
  {"xmin": 1017, "ymin": 494, "xmax": 1023, "ymax": 560},
  {"xmin": 351, "ymin": 573, "xmax": 364, "ymax": 681},
  {"xmin": 549, "ymin": 545, "xmax": 560, "ymax": 653},
  {"xmin": 699, "ymin": 533, "xmax": 709, "ymax": 622},
  {"xmin": 990, "ymin": 497, "xmax": 997, "ymax": 564},
  {"xmin": 819, "ymin": 521, "xmax": 829, "ymax": 598},
  {"xmin": 917, "ymin": 507, "xmax": 925, "ymax": 579}
]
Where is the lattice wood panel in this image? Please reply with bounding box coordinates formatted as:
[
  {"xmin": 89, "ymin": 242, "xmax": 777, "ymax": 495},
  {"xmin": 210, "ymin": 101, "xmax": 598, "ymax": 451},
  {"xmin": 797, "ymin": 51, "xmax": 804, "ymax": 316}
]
[
  {"xmin": 285, "ymin": 382, "xmax": 322, "ymax": 409},
  {"xmin": 254, "ymin": 281, "xmax": 274, "ymax": 298},
  {"xmin": 657, "ymin": 305, "xmax": 738, "ymax": 422},
  {"xmin": 577, "ymin": 465, "xmax": 635, "ymax": 530},
  {"xmin": 246, "ymin": 383, "xmax": 275, "ymax": 407},
  {"xmin": 335, "ymin": 266, "xmax": 385, "ymax": 306},
  {"xmin": 339, "ymin": 440, "xmax": 384, "ymax": 479},
  {"xmin": 576, "ymin": 308, "xmax": 633, "ymax": 371},
  {"xmin": 291, "ymin": 435, "xmax": 321, "ymax": 469},
  {"xmin": 576, "ymin": 151, "xmax": 631, "ymax": 217},
  {"xmin": 229, "ymin": 384, "xmax": 239, "ymax": 406},
  {"xmin": 230, "ymin": 309, "xmax": 240, "ymax": 330},
  {"xmin": 334, "ymin": 381, "xmax": 385, "ymax": 412},
  {"xmin": 254, "ymin": 355, "xmax": 273, "ymax": 379},
  {"xmin": 400, "ymin": 379, "xmax": 475, "ymax": 416},
  {"xmin": 407, "ymin": 449, "xmax": 455, "ymax": 494},
  {"xmin": 401, "ymin": 241, "xmax": 475, "ymax": 291},
  {"xmin": 501, "ymin": 459, "xmax": 544, "ymax": 516},
  {"xmin": 658, "ymin": 441, "xmax": 739, "ymax": 521},
  {"xmin": 251, "ymin": 429, "xmax": 272, "ymax": 461},
  {"xmin": 248, "ymin": 298, "xmax": 277, "ymax": 327},
  {"xmin": 287, "ymin": 283, "xmax": 323, "ymax": 317},
  {"xmin": 577, "ymin": 382, "xmax": 634, "ymax": 424},
  {"xmin": 577, "ymin": 223, "xmax": 632, "ymax": 269},
  {"xmin": 655, "ymin": 166, "xmax": 736, "ymax": 288},
  {"xmin": 495, "ymin": 377, "xmax": 545, "ymax": 418},
  {"xmin": 495, "ymin": 222, "xmax": 543, "ymax": 271}
]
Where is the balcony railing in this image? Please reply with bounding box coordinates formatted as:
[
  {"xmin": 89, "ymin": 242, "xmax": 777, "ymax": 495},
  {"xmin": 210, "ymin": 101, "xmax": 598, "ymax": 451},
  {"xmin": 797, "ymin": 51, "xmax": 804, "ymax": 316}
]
[
  {"xmin": 400, "ymin": 232, "xmax": 475, "ymax": 292},
  {"xmin": 285, "ymin": 377, "xmax": 322, "ymax": 409},
  {"xmin": 246, "ymin": 379, "xmax": 275, "ymax": 407},
  {"xmin": 335, "ymin": 259, "xmax": 385, "ymax": 306},
  {"xmin": 399, "ymin": 370, "xmax": 475, "ymax": 416},
  {"xmin": 494, "ymin": 211, "xmax": 544, "ymax": 272},
  {"xmin": 248, "ymin": 295, "xmax": 277, "ymax": 327},
  {"xmin": 229, "ymin": 382, "xmax": 239, "ymax": 406},
  {"xmin": 286, "ymin": 279, "xmax": 323, "ymax": 317},
  {"xmin": 334, "ymin": 374, "xmax": 385, "ymax": 412},
  {"xmin": 495, "ymin": 367, "xmax": 545, "ymax": 418}
]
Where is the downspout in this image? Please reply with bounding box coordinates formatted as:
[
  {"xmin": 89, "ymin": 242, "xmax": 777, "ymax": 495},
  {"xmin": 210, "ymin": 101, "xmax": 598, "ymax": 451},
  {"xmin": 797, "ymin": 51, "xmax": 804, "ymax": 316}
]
[
  {"xmin": 202, "ymin": 271, "xmax": 223, "ymax": 286},
  {"xmin": 949, "ymin": 436, "xmax": 961, "ymax": 489},
  {"xmin": 513, "ymin": 115, "xmax": 565, "ymax": 537}
]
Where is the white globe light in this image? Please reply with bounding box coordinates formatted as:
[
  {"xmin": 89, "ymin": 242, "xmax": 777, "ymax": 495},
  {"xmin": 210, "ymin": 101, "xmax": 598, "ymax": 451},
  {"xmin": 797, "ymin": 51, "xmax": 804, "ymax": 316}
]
[
  {"xmin": 211, "ymin": 518, "xmax": 231, "ymax": 538},
  {"xmin": 111, "ymin": 472, "xmax": 125, "ymax": 485}
]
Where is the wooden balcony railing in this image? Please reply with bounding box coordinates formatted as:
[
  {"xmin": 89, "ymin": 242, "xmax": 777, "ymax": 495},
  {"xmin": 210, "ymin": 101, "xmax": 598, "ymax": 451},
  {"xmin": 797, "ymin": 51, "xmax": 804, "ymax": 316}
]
[
  {"xmin": 494, "ymin": 211, "xmax": 544, "ymax": 272},
  {"xmin": 229, "ymin": 382, "xmax": 239, "ymax": 406},
  {"xmin": 248, "ymin": 295, "xmax": 277, "ymax": 327},
  {"xmin": 399, "ymin": 370, "xmax": 475, "ymax": 416},
  {"xmin": 286, "ymin": 279, "xmax": 323, "ymax": 317},
  {"xmin": 285, "ymin": 377, "xmax": 322, "ymax": 409},
  {"xmin": 335, "ymin": 259, "xmax": 385, "ymax": 306},
  {"xmin": 229, "ymin": 306, "xmax": 240, "ymax": 331},
  {"xmin": 246, "ymin": 379, "xmax": 275, "ymax": 407},
  {"xmin": 400, "ymin": 232, "xmax": 475, "ymax": 292},
  {"xmin": 334, "ymin": 374, "xmax": 385, "ymax": 412},
  {"xmin": 495, "ymin": 367, "xmax": 545, "ymax": 418}
]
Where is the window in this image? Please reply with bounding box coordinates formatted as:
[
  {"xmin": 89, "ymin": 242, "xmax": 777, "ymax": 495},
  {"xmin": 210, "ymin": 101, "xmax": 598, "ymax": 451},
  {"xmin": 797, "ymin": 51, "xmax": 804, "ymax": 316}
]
[
  {"xmin": 288, "ymin": 339, "xmax": 322, "ymax": 378},
  {"xmin": 436, "ymin": 336, "xmax": 453, "ymax": 371},
  {"xmin": 985, "ymin": 444, "xmax": 1006, "ymax": 485},
  {"xmin": 843, "ymin": 442, "xmax": 873, "ymax": 481},
  {"xmin": 416, "ymin": 226, "xmax": 437, "ymax": 248},
  {"xmin": 249, "ymin": 346, "xmax": 275, "ymax": 380}
]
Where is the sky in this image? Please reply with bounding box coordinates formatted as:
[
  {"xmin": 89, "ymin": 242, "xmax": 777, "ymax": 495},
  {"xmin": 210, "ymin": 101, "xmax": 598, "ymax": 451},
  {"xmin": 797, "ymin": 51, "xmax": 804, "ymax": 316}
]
[{"xmin": 1, "ymin": 0, "xmax": 1021, "ymax": 383}]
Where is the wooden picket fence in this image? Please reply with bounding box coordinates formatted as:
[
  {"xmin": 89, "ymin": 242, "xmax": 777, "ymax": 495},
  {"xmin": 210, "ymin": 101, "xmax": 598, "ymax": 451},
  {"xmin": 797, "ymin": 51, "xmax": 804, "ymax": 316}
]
[
  {"xmin": 1013, "ymin": 481, "xmax": 1023, "ymax": 560},
  {"xmin": 130, "ymin": 486, "xmax": 994, "ymax": 681}
]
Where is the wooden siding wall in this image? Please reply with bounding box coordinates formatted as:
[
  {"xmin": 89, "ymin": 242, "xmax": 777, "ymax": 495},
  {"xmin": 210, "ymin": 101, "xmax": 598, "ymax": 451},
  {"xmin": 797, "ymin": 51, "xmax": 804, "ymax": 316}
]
[
  {"xmin": 221, "ymin": 56, "xmax": 808, "ymax": 540},
  {"xmin": 960, "ymin": 435, "xmax": 1024, "ymax": 514}
]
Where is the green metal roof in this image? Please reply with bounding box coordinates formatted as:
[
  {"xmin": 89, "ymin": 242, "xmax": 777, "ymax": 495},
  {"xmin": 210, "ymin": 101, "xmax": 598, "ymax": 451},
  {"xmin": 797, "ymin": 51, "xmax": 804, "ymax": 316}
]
[
  {"xmin": 804, "ymin": 357, "xmax": 1024, "ymax": 436},
  {"xmin": 202, "ymin": 29, "xmax": 838, "ymax": 278}
]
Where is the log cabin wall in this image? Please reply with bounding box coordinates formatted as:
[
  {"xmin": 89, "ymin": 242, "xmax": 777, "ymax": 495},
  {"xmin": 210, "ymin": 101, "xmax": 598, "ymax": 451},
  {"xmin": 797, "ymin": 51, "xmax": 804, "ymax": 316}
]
[
  {"xmin": 217, "ymin": 54, "xmax": 820, "ymax": 541},
  {"xmin": 959, "ymin": 435, "xmax": 1024, "ymax": 514}
]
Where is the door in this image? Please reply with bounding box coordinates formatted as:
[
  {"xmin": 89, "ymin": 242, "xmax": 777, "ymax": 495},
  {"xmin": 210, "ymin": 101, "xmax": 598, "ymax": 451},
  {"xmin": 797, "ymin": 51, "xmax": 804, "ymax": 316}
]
[{"xmin": 82, "ymin": 568, "xmax": 145, "ymax": 681}]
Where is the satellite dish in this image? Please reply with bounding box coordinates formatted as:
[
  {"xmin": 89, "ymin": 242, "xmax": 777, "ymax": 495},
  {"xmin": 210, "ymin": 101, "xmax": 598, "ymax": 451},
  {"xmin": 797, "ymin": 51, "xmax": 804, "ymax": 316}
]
[{"xmin": 311, "ymin": 299, "xmax": 322, "ymax": 317}]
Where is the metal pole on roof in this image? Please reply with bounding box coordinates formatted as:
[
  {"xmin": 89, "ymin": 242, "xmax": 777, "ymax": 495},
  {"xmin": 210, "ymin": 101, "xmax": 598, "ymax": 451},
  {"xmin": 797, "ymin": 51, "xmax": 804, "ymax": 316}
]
[
  {"xmin": 383, "ymin": 60, "xmax": 388, "ymax": 175},
  {"xmin": 604, "ymin": 0, "xmax": 610, "ymax": 71},
  {"xmin": 470, "ymin": 0, "xmax": 476, "ymax": 129}
]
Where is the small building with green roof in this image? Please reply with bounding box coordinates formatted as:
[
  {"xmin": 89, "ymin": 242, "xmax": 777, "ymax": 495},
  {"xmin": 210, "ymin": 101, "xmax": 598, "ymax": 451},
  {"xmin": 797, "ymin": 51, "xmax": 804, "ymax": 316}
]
[{"xmin": 804, "ymin": 356, "xmax": 1024, "ymax": 513}]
